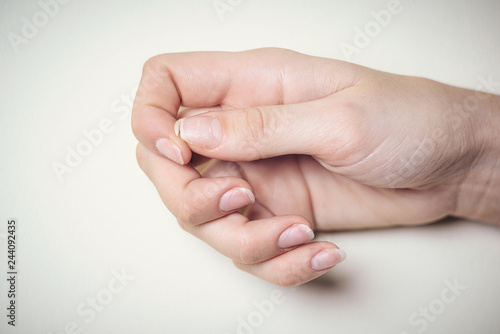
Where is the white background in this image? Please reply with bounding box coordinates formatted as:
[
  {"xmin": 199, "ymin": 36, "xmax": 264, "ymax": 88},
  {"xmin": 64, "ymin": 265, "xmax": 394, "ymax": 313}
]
[{"xmin": 1, "ymin": 0, "xmax": 500, "ymax": 333}]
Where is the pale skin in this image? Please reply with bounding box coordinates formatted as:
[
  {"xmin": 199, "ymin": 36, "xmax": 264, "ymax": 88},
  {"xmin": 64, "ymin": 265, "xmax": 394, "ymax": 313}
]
[{"xmin": 132, "ymin": 48, "xmax": 500, "ymax": 286}]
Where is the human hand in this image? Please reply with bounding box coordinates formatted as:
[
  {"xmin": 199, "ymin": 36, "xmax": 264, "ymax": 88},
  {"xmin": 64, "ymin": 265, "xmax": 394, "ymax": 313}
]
[{"xmin": 132, "ymin": 48, "xmax": 500, "ymax": 285}]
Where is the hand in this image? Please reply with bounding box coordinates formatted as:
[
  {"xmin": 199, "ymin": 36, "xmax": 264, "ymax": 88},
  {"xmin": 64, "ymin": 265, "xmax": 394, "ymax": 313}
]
[{"xmin": 132, "ymin": 48, "xmax": 500, "ymax": 285}]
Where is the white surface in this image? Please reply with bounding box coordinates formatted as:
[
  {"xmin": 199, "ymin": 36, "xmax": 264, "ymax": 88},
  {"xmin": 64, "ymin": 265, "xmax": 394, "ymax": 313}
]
[{"xmin": 1, "ymin": 0, "xmax": 500, "ymax": 333}]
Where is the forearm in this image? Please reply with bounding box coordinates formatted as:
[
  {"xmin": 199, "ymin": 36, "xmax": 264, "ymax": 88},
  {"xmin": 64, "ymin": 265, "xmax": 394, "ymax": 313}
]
[{"xmin": 454, "ymin": 91, "xmax": 500, "ymax": 225}]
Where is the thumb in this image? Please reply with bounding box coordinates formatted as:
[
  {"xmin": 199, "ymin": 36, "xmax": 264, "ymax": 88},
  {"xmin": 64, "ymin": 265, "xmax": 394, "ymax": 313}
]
[{"xmin": 174, "ymin": 97, "xmax": 348, "ymax": 161}]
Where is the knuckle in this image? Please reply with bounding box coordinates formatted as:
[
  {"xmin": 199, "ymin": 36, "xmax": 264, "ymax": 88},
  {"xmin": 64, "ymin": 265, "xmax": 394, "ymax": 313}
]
[
  {"xmin": 176, "ymin": 181, "xmax": 218, "ymax": 228},
  {"xmin": 176, "ymin": 204, "xmax": 196, "ymax": 230},
  {"xmin": 236, "ymin": 106, "xmax": 279, "ymax": 160},
  {"xmin": 142, "ymin": 55, "xmax": 162, "ymax": 75},
  {"xmin": 130, "ymin": 112, "xmax": 142, "ymax": 140},
  {"xmin": 135, "ymin": 144, "xmax": 146, "ymax": 169},
  {"xmin": 276, "ymin": 268, "xmax": 300, "ymax": 287},
  {"xmin": 139, "ymin": 55, "xmax": 170, "ymax": 95},
  {"xmin": 275, "ymin": 260, "xmax": 311, "ymax": 287},
  {"xmin": 243, "ymin": 106, "xmax": 268, "ymax": 144},
  {"xmin": 177, "ymin": 218, "xmax": 196, "ymax": 235},
  {"xmin": 276, "ymin": 276, "xmax": 297, "ymax": 287},
  {"xmin": 238, "ymin": 230, "xmax": 262, "ymax": 265},
  {"xmin": 175, "ymin": 194, "xmax": 196, "ymax": 225}
]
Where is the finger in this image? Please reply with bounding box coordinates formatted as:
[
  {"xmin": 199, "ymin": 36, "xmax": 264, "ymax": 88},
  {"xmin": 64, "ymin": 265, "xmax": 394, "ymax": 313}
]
[
  {"xmin": 199, "ymin": 159, "xmax": 243, "ymax": 179},
  {"xmin": 173, "ymin": 94, "xmax": 358, "ymax": 161},
  {"xmin": 193, "ymin": 214, "xmax": 317, "ymax": 265},
  {"xmin": 201, "ymin": 157, "xmax": 316, "ymax": 223},
  {"xmin": 136, "ymin": 143, "xmax": 255, "ymax": 226},
  {"xmin": 199, "ymin": 159, "xmax": 276, "ymax": 220},
  {"xmin": 180, "ymin": 108, "xmax": 223, "ymax": 168},
  {"xmin": 139, "ymin": 143, "xmax": 323, "ymax": 266},
  {"xmin": 132, "ymin": 48, "xmax": 358, "ymax": 163},
  {"xmin": 234, "ymin": 242, "xmax": 346, "ymax": 286}
]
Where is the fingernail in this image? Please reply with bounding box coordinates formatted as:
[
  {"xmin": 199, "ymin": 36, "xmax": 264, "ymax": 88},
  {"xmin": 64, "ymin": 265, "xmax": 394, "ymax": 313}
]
[
  {"xmin": 311, "ymin": 248, "xmax": 346, "ymax": 271},
  {"xmin": 219, "ymin": 187, "xmax": 255, "ymax": 213},
  {"xmin": 278, "ymin": 224, "xmax": 315, "ymax": 249},
  {"xmin": 155, "ymin": 138, "xmax": 184, "ymax": 165},
  {"xmin": 175, "ymin": 116, "xmax": 221, "ymax": 149}
]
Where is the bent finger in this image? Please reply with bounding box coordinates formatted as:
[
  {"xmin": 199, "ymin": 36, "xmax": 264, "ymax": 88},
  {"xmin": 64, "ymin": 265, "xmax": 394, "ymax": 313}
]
[
  {"xmin": 137, "ymin": 143, "xmax": 254, "ymax": 226},
  {"xmin": 234, "ymin": 242, "xmax": 346, "ymax": 286},
  {"xmin": 132, "ymin": 49, "xmax": 359, "ymax": 164},
  {"xmin": 193, "ymin": 214, "xmax": 316, "ymax": 265}
]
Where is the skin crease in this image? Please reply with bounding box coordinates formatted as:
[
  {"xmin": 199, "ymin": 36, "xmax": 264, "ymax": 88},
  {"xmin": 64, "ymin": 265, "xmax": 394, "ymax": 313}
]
[
  {"xmin": 132, "ymin": 48, "xmax": 500, "ymax": 286},
  {"xmin": 197, "ymin": 75, "xmax": 467, "ymax": 230}
]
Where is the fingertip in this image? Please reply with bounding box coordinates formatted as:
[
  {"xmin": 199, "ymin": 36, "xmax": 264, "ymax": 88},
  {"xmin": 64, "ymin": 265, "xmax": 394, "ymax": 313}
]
[
  {"xmin": 277, "ymin": 224, "xmax": 315, "ymax": 249},
  {"xmin": 175, "ymin": 115, "xmax": 222, "ymax": 150},
  {"xmin": 174, "ymin": 119, "xmax": 181, "ymax": 137},
  {"xmin": 311, "ymin": 248, "xmax": 346, "ymax": 271},
  {"xmin": 232, "ymin": 241, "xmax": 346, "ymax": 287},
  {"xmin": 155, "ymin": 136, "xmax": 191, "ymax": 165},
  {"xmin": 219, "ymin": 187, "xmax": 255, "ymax": 213}
]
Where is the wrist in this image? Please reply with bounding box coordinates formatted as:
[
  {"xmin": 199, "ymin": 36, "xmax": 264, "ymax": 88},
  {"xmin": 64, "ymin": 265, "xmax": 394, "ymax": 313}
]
[{"xmin": 453, "ymin": 90, "xmax": 500, "ymax": 224}]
